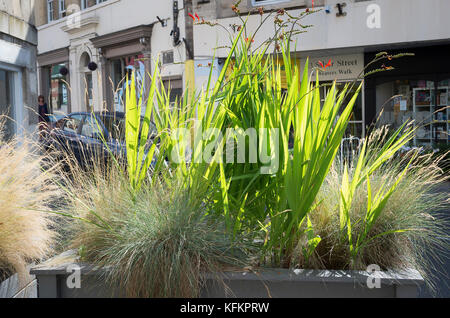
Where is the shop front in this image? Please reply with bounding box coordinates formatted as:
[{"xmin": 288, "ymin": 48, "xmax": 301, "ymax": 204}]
[
  {"xmin": 365, "ymin": 44, "xmax": 450, "ymax": 148},
  {"xmin": 300, "ymin": 53, "xmax": 365, "ymax": 139},
  {"xmin": 38, "ymin": 48, "xmax": 71, "ymax": 117},
  {"xmin": 90, "ymin": 24, "xmax": 154, "ymax": 113}
]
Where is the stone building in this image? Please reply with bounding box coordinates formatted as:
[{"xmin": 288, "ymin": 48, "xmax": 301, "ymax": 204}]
[
  {"xmin": 35, "ymin": 0, "xmax": 188, "ymax": 115},
  {"xmin": 194, "ymin": 0, "xmax": 450, "ymax": 145},
  {"xmin": 0, "ymin": 0, "xmax": 38, "ymax": 138}
]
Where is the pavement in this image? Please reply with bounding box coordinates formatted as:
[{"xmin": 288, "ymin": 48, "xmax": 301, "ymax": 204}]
[{"xmin": 419, "ymin": 181, "xmax": 450, "ymax": 298}]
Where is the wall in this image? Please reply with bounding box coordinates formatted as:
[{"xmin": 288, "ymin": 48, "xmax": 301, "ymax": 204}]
[
  {"xmin": 0, "ymin": 0, "xmax": 38, "ymax": 135},
  {"xmin": 194, "ymin": 0, "xmax": 450, "ymax": 58}
]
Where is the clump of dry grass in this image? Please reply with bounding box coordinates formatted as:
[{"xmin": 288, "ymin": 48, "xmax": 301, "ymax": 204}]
[
  {"xmin": 0, "ymin": 124, "xmax": 59, "ymax": 284},
  {"xmin": 300, "ymin": 127, "xmax": 449, "ymax": 286}
]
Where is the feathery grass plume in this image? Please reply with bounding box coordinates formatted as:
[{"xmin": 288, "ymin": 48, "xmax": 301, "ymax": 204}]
[
  {"xmin": 303, "ymin": 127, "xmax": 449, "ymax": 287},
  {"xmin": 65, "ymin": 163, "xmax": 253, "ymax": 298},
  {"xmin": 0, "ymin": 121, "xmax": 59, "ymax": 284}
]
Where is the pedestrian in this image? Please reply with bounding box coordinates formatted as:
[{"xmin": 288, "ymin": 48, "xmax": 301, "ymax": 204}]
[{"xmin": 38, "ymin": 95, "xmax": 50, "ymax": 141}]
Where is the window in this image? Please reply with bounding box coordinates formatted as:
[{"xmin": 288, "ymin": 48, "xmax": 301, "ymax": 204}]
[
  {"xmin": 163, "ymin": 51, "xmax": 174, "ymax": 65},
  {"xmin": 251, "ymin": 0, "xmax": 290, "ymax": 6},
  {"xmin": 0, "ymin": 69, "xmax": 14, "ymax": 140},
  {"xmin": 63, "ymin": 115, "xmax": 83, "ymax": 134},
  {"xmin": 376, "ymin": 79, "xmax": 449, "ymax": 147},
  {"xmin": 81, "ymin": 115, "xmax": 103, "ymax": 139},
  {"xmin": 47, "ymin": 63, "xmax": 69, "ymax": 116},
  {"xmin": 376, "ymin": 79, "xmax": 430, "ymax": 147},
  {"xmin": 320, "ymin": 81, "xmax": 365, "ymax": 139},
  {"xmin": 102, "ymin": 115, "xmax": 126, "ymax": 141},
  {"xmin": 110, "ymin": 54, "xmax": 145, "ymax": 112},
  {"xmin": 162, "ymin": 78, "xmax": 183, "ymax": 106},
  {"xmin": 81, "ymin": 0, "xmax": 108, "ymax": 10},
  {"xmin": 59, "ymin": 0, "xmax": 66, "ymax": 18},
  {"xmin": 47, "ymin": 0, "xmax": 54, "ymax": 22}
]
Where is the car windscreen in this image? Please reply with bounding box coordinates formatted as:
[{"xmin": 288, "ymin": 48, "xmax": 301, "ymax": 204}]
[
  {"xmin": 101, "ymin": 115, "xmax": 157, "ymax": 142},
  {"xmin": 101, "ymin": 115, "xmax": 125, "ymax": 142}
]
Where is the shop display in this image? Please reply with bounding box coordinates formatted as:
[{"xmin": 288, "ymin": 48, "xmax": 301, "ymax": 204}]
[{"xmin": 413, "ymin": 85, "xmax": 449, "ymax": 146}]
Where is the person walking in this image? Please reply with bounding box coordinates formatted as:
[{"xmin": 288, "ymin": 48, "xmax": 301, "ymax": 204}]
[{"xmin": 38, "ymin": 95, "xmax": 50, "ymax": 141}]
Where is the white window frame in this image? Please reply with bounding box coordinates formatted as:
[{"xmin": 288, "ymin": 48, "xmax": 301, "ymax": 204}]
[
  {"xmin": 81, "ymin": 0, "xmax": 109, "ymax": 11},
  {"xmin": 59, "ymin": 0, "xmax": 66, "ymax": 18},
  {"xmin": 47, "ymin": 0, "xmax": 54, "ymax": 22}
]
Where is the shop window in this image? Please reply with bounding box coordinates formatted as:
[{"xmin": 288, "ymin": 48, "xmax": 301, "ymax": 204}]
[
  {"xmin": 48, "ymin": 63, "xmax": 69, "ymax": 116},
  {"xmin": 0, "ymin": 69, "xmax": 15, "ymax": 140},
  {"xmin": 435, "ymin": 79, "xmax": 449, "ymax": 145},
  {"xmin": 320, "ymin": 81, "xmax": 364, "ymax": 139},
  {"xmin": 375, "ymin": 79, "xmax": 450, "ymax": 148},
  {"xmin": 110, "ymin": 54, "xmax": 145, "ymax": 113},
  {"xmin": 85, "ymin": 73, "xmax": 93, "ymax": 112}
]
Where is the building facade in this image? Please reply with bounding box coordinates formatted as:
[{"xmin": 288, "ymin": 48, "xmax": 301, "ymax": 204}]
[
  {"xmin": 35, "ymin": 0, "xmax": 450, "ymax": 147},
  {"xmin": 35, "ymin": 0, "xmax": 189, "ymax": 116},
  {"xmin": 0, "ymin": 0, "xmax": 38, "ymax": 139},
  {"xmin": 194, "ymin": 0, "xmax": 450, "ymax": 146}
]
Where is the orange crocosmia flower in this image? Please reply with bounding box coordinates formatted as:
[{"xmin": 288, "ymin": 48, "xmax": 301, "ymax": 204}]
[
  {"xmin": 188, "ymin": 13, "xmax": 195, "ymax": 21},
  {"xmin": 195, "ymin": 13, "xmax": 200, "ymax": 21},
  {"xmin": 319, "ymin": 59, "xmax": 332, "ymax": 70}
]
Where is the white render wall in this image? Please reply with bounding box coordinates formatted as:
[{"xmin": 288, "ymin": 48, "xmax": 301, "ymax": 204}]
[
  {"xmin": 37, "ymin": 0, "xmax": 187, "ymax": 112},
  {"xmin": 194, "ymin": 0, "xmax": 450, "ymax": 58}
]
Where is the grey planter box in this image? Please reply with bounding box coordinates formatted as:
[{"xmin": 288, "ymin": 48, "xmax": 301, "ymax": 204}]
[
  {"xmin": 30, "ymin": 251, "xmax": 424, "ymax": 298},
  {"xmin": 0, "ymin": 270, "xmax": 37, "ymax": 298}
]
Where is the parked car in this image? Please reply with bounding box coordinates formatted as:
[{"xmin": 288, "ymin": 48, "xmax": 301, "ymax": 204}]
[
  {"xmin": 48, "ymin": 114, "xmax": 65, "ymax": 130},
  {"xmin": 44, "ymin": 112, "xmax": 157, "ymax": 169}
]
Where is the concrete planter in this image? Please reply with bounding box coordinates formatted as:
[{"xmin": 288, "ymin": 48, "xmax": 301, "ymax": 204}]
[
  {"xmin": 31, "ymin": 251, "xmax": 424, "ymax": 298},
  {"xmin": 0, "ymin": 270, "xmax": 37, "ymax": 298}
]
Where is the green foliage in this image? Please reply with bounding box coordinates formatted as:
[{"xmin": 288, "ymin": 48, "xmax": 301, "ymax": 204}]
[
  {"xmin": 54, "ymin": 14, "xmax": 449, "ymax": 298},
  {"xmin": 69, "ymin": 172, "xmax": 252, "ymax": 297},
  {"xmin": 124, "ymin": 70, "xmax": 158, "ymax": 192},
  {"xmin": 309, "ymin": 131, "xmax": 449, "ymax": 278}
]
